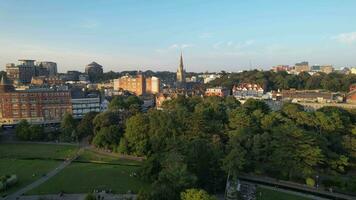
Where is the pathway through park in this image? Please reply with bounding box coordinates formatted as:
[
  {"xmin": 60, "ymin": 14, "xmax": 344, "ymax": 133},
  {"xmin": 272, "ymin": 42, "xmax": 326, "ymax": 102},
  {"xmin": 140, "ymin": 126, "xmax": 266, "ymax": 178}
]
[{"xmin": 4, "ymin": 148, "xmax": 83, "ymax": 200}]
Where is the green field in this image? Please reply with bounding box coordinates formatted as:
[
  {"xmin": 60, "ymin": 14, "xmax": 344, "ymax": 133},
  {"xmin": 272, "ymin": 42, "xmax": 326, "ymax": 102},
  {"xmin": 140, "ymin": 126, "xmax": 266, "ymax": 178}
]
[
  {"xmin": 256, "ymin": 187, "xmax": 312, "ymax": 200},
  {"xmin": 76, "ymin": 149, "xmax": 141, "ymax": 165},
  {"xmin": 27, "ymin": 162, "xmax": 149, "ymax": 194},
  {"xmin": 0, "ymin": 143, "xmax": 78, "ymax": 160},
  {"xmin": 0, "ymin": 158, "xmax": 59, "ymax": 196},
  {"xmin": 0, "ymin": 143, "xmax": 78, "ymax": 197}
]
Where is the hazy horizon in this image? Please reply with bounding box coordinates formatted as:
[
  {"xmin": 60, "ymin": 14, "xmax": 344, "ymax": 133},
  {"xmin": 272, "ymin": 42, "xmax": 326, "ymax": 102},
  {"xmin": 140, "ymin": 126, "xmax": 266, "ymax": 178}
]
[{"xmin": 1, "ymin": 0, "xmax": 356, "ymax": 72}]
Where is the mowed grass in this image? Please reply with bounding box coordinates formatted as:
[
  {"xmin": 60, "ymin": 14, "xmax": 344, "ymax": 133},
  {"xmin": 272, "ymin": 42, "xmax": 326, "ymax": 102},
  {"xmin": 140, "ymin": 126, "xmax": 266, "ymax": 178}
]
[
  {"xmin": 0, "ymin": 143, "xmax": 78, "ymax": 160},
  {"xmin": 256, "ymin": 187, "xmax": 312, "ymax": 200},
  {"xmin": 0, "ymin": 143, "xmax": 77, "ymax": 196},
  {"xmin": 76, "ymin": 149, "xmax": 141, "ymax": 165},
  {"xmin": 0, "ymin": 158, "xmax": 59, "ymax": 197},
  {"xmin": 27, "ymin": 162, "xmax": 149, "ymax": 195}
]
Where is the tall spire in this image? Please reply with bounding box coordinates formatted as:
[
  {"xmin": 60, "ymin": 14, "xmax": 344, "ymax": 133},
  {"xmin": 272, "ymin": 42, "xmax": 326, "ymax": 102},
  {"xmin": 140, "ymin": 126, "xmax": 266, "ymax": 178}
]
[{"xmin": 177, "ymin": 52, "xmax": 185, "ymax": 83}]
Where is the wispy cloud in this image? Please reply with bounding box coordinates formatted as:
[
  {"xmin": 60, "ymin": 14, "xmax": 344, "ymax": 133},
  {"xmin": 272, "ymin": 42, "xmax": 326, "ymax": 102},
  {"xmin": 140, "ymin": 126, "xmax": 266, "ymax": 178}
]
[
  {"xmin": 213, "ymin": 40, "xmax": 255, "ymax": 50},
  {"xmin": 169, "ymin": 44, "xmax": 194, "ymax": 49},
  {"xmin": 156, "ymin": 43, "xmax": 194, "ymax": 54},
  {"xmin": 332, "ymin": 32, "xmax": 356, "ymax": 44}
]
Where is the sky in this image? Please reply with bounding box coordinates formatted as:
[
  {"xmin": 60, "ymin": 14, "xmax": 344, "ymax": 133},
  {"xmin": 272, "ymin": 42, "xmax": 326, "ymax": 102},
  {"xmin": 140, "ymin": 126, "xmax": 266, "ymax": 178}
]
[{"xmin": 1, "ymin": 0, "xmax": 356, "ymax": 72}]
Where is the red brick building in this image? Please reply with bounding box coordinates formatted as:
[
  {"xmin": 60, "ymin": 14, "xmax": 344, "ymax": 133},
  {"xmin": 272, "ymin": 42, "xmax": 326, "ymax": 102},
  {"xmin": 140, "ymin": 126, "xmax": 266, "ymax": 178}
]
[
  {"xmin": 205, "ymin": 87, "xmax": 230, "ymax": 97},
  {"xmin": 0, "ymin": 76, "xmax": 72, "ymax": 125}
]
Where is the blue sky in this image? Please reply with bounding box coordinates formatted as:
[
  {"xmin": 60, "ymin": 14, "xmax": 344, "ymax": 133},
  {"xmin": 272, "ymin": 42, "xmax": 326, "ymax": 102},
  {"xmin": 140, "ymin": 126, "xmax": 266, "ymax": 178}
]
[{"xmin": 1, "ymin": 0, "xmax": 356, "ymax": 72}]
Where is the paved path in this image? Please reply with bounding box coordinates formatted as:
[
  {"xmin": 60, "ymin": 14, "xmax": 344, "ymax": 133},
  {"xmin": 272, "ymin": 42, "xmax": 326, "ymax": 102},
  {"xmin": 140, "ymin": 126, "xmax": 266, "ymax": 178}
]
[{"xmin": 4, "ymin": 149, "xmax": 83, "ymax": 200}]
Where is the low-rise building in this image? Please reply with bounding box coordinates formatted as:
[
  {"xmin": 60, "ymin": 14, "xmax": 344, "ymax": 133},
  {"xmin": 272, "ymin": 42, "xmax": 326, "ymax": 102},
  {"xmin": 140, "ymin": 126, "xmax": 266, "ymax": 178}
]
[
  {"xmin": 232, "ymin": 83, "xmax": 264, "ymax": 99},
  {"xmin": 71, "ymin": 91, "xmax": 101, "ymax": 119},
  {"xmin": 205, "ymin": 87, "xmax": 230, "ymax": 97},
  {"xmin": 281, "ymin": 89, "xmax": 343, "ymax": 103}
]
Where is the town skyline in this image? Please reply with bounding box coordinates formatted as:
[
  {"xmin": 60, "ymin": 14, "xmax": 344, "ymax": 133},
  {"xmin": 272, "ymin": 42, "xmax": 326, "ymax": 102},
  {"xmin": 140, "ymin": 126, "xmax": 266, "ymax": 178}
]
[{"xmin": 1, "ymin": 0, "xmax": 356, "ymax": 72}]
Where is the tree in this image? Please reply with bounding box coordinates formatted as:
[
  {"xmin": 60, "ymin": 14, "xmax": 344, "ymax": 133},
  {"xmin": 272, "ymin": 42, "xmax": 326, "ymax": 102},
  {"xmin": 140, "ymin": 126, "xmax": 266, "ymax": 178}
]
[
  {"xmin": 77, "ymin": 111, "xmax": 98, "ymax": 139},
  {"xmin": 15, "ymin": 120, "xmax": 31, "ymax": 140},
  {"xmin": 108, "ymin": 96, "xmax": 127, "ymax": 110},
  {"xmin": 92, "ymin": 125, "xmax": 122, "ymax": 149},
  {"xmin": 181, "ymin": 189, "xmax": 217, "ymax": 200},
  {"xmin": 152, "ymin": 153, "xmax": 197, "ymax": 200},
  {"xmin": 124, "ymin": 113, "xmax": 150, "ymax": 156},
  {"xmin": 60, "ymin": 113, "xmax": 77, "ymax": 142}
]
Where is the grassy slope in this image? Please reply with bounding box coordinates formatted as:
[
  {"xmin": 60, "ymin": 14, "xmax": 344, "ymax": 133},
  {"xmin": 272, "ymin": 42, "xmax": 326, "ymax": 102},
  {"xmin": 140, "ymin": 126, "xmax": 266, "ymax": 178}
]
[
  {"xmin": 27, "ymin": 162, "xmax": 149, "ymax": 195},
  {"xmin": 0, "ymin": 159, "xmax": 59, "ymax": 197},
  {"xmin": 76, "ymin": 149, "xmax": 141, "ymax": 165},
  {"xmin": 0, "ymin": 143, "xmax": 78, "ymax": 196},
  {"xmin": 256, "ymin": 187, "xmax": 312, "ymax": 200},
  {"xmin": 0, "ymin": 143, "xmax": 78, "ymax": 160}
]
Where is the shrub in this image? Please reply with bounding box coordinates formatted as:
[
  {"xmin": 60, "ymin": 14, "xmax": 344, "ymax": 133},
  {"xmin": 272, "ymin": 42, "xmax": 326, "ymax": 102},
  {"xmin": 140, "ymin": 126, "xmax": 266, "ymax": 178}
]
[{"xmin": 306, "ymin": 177, "xmax": 315, "ymax": 187}]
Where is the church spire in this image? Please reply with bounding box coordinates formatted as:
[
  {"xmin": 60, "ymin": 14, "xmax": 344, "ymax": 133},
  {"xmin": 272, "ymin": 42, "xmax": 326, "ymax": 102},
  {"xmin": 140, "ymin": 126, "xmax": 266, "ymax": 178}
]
[{"xmin": 177, "ymin": 52, "xmax": 185, "ymax": 83}]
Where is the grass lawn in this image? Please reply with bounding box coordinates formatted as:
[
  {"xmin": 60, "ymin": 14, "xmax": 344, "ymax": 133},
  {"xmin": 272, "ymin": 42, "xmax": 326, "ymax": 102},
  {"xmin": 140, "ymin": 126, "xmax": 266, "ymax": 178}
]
[
  {"xmin": 0, "ymin": 143, "xmax": 78, "ymax": 160},
  {"xmin": 76, "ymin": 149, "xmax": 141, "ymax": 166},
  {"xmin": 27, "ymin": 162, "xmax": 149, "ymax": 195},
  {"xmin": 0, "ymin": 158, "xmax": 59, "ymax": 197},
  {"xmin": 256, "ymin": 187, "xmax": 312, "ymax": 200}
]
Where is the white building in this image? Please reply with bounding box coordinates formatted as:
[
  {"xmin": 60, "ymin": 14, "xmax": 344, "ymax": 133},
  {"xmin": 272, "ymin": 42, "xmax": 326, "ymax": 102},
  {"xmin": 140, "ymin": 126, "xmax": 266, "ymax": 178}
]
[{"xmin": 71, "ymin": 97, "xmax": 101, "ymax": 119}]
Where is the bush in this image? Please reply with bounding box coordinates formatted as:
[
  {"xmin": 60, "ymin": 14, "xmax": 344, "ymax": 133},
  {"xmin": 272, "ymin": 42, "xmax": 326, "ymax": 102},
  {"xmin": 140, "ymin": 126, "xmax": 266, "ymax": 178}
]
[
  {"xmin": 84, "ymin": 193, "xmax": 96, "ymax": 200},
  {"xmin": 306, "ymin": 177, "xmax": 315, "ymax": 187}
]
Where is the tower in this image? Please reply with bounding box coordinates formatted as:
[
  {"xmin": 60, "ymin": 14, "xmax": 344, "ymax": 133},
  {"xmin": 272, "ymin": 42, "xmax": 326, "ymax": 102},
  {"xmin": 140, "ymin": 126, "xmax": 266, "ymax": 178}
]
[{"xmin": 176, "ymin": 52, "xmax": 185, "ymax": 83}]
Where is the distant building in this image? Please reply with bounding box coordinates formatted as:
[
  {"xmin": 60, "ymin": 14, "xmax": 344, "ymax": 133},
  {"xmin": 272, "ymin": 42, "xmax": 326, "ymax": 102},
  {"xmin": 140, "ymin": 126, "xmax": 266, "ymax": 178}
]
[
  {"xmin": 205, "ymin": 87, "xmax": 230, "ymax": 97},
  {"xmin": 6, "ymin": 60, "xmax": 37, "ymax": 84},
  {"xmin": 350, "ymin": 67, "xmax": 356, "ymax": 74},
  {"xmin": 294, "ymin": 61, "xmax": 310, "ymax": 73},
  {"xmin": 71, "ymin": 92, "xmax": 101, "ymax": 119},
  {"xmin": 320, "ymin": 65, "xmax": 334, "ymax": 74},
  {"xmin": 199, "ymin": 74, "xmax": 221, "ymax": 84},
  {"xmin": 31, "ymin": 76, "xmax": 65, "ymax": 86},
  {"xmin": 114, "ymin": 74, "xmax": 160, "ymax": 95},
  {"xmin": 0, "ymin": 76, "xmax": 71, "ymax": 125},
  {"xmin": 272, "ymin": 65, "xmax": 290, "ymax": 72},
  {"xmin": 281, "ymin": 89, "xmax": 343, "ymax": 103},
  {"xmin": 232, "ymin": 83, "xmax": 264, "ymax": 99},
  {"xmin": 146, "ymin": 76, "xmax": 160, "ymax": 94},
  {"xmin": 38, "ymin": 61, "xmax": 57, "ymax": 76},
  {"xmin": 85, "ymin": 62, "xmax": 103, "ymax": 76}
]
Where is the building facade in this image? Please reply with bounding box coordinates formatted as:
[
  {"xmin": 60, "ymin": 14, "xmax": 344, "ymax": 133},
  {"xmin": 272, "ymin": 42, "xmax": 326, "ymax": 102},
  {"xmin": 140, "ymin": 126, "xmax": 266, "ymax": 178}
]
[
  {"xmin": 71, "ymin": 97, "xmax": 101, "ymax": 119},
  {"xmin": 85, "ymin": 62, "xmax": 103, "ymax": 75},
  {"xmin": 38, "ymin": 61, "xmax": 57, "ymax": 76},
  {"xmin": 0, "ymin": 76, "xmax": 71, "ymax": 125},
  {"xmin": 114, "ymin": 74, "xmax": 160, "ymax": 95},
  {"xmin": 232, "ymin": 83, "xmax": 264, "ymax": 99},
  {"xmin": 205, "ymin": 87, "xmax": 230, "ymax": 97},
  {"xmin": 6, "ymin": 60, "xmax": 37, "ymax": 84}
]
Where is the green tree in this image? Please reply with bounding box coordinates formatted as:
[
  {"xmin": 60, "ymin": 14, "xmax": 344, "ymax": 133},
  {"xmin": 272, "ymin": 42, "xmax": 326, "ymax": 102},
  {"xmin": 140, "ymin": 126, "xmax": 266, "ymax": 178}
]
[
  {"xmin": 60, "ymin": 113, "xmax": 77, "ymax": 142},
  {"xmin": 181, "ymin": 189, "xmax": 217, "ymax": 200},
  {"xmin": 15, "ymin": 120, "xmax": 31, "ymax": 140},
  {"xmin": 92, "ymin": 125, "xmax": 122, "ymax": 149},
  {"xmin": 124, "ymin": 113, "xmax": 150, "ymax": 156},
  {"xmin": 77, "ymin": 111, "xmax": 98, "ymax": 139}
]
